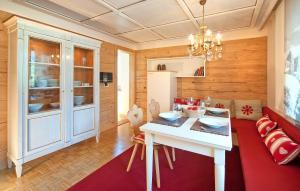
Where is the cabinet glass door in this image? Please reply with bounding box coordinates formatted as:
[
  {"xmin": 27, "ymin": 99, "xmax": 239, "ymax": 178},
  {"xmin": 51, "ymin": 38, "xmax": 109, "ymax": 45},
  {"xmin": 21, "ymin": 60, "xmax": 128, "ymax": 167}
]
[
  {"xmin": 28, "ymin": 37, "xmax": 61, "ymax": 114},
  {"xmin": 73, "ymin": 47, "xmax": 94, "ymax": 107}
]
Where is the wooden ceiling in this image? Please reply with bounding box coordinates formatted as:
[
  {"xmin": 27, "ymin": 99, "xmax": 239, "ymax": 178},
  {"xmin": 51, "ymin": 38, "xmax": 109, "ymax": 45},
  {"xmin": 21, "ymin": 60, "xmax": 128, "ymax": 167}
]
[{"xmin": 14, "ymin": 0, "xmax": 266, "ymax": 44}]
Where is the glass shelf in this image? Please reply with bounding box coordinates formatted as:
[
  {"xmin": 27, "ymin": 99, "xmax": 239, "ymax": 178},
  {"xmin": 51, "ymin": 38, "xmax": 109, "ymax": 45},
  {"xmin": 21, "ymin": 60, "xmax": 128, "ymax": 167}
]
[
  {"xmin": 74, "ymin": 86, "xmax": 93, "ymax": 88},
  {"xmin": 29, "ymin": 61, "xmax": 60, "ymax": 67},
  {"xmin": 74, "ymin": 65, "xmax": 93, "ymax": 69},
  {"xmin": 29, "ymin": 87, "xmax": 60, "ymax": 90}
]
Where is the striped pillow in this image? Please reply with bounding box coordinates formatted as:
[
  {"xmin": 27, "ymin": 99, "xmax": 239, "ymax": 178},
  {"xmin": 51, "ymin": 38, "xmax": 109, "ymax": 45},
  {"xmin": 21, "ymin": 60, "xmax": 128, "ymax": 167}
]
[
  {"xmin": 256, "ymin": 115, "xmax": 277, "ymax": 137},
  {"xmin": 264, "ymin": 129, "xmax": 300, "ymax": 165}
]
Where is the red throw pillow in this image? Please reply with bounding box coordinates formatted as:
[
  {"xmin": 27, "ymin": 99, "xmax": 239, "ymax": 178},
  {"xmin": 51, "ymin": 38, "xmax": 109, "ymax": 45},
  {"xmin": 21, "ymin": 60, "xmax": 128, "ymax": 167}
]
[
  {"xmin": 256, "ymin": 115, "xmax": 277, "ymax": 137},
  {"xmin": 264, "ymin": 129, "xmax": 300, "ymax": 165}
]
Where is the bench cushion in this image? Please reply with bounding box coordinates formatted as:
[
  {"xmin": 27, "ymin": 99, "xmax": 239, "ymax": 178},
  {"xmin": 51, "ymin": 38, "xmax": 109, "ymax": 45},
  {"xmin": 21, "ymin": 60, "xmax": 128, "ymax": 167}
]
[{"xmin": 232, "ymin": 116, "xmax": 300, "ymax": 191}]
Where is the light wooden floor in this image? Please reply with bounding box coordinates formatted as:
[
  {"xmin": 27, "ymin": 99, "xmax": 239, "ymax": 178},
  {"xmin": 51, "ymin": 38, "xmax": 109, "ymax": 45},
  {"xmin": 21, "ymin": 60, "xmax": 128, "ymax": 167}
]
[{"xmin": 0, "ymin": 124, "xmax": 133, "ymax": 191}]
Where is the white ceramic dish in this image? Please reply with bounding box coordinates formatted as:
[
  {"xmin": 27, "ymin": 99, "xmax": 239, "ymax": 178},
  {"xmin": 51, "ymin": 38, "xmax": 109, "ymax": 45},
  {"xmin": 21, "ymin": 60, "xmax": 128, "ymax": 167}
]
[
  {"xmin": 49, "ymin": 102, "xmax": 60, "ymax": 109},
  {"xmin": 74, "ymin": 96, "xmax": 85, "ymax": 106},
  {"xmin": 199, "ymin": 117, "xmax": 228, "ymax": 128},
  {"xmin": 47, "ymin": 79, "xmax": 59, "ymax": 87},
  {"xmin": 35, "ymin": 79, "xmax": 48, "ymax": 87},
  {"xmin": 206, "ymin": 107, "xmax": 226, "ymax": 114},
  {"xmin": 73, "ymin": 81, "xmax": 81, "ymax": 86},
  {"xmin": 159, "ymin": 112, "xmax": 180, "ymax": 121},
  {"xmin": 28, "ymin": 103, "xmax": 43, "ymax": 113}
]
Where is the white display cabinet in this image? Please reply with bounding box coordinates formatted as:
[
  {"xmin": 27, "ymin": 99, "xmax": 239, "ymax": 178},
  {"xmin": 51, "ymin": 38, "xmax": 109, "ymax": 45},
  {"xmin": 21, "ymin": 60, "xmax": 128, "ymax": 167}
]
[{"xmin": 4, "ymin": 17, "xmax": 101, "ymax": 177}]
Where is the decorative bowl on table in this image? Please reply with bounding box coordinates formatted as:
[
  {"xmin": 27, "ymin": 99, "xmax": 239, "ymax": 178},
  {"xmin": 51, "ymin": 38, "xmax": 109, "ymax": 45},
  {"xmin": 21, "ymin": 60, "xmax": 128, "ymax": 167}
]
[
  {"xmin": 49, "ymin": 102, "xmax": 60, "ymax": 109},
  {"xmin": 47, "ymin": 79, "xmax": 59, "ymax": 87},
  {"xmin": 28, "ymin": 103, "xmax": 43, "ymax": 113},
  {"xmin": 74, "ymin": 96, "xmax": 85, "ymax": 106},
  {"xmin": 199, "ymin": 117, "xmax": 228, "ymax": 128},
  {"xmin": 183, "ymin": 106, "xmax": 198, "ymax": 117},
  {"xmin": 206, "ymin": 107, "xmax": 226, "ymax": 114},
  {"xmin": 159, "ymin": 112, "xmax": 180, "ymax": 121},
  {"xmin": 35, "ymin": 79, "xmax": 48, "ymax": 87}
]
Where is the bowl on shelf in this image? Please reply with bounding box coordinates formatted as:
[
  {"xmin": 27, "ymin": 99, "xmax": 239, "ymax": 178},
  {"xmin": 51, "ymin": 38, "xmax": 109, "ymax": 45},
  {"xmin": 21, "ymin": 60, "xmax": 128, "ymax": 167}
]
[
  {"xmin": 47, "ymin": 79, "xmax": 59, "ymax": 87},
  {"xmin": 35, "ymin": 79, "xmax": 48, "ymax": 87},
  {"xmin": 49, "ymin": 102, "xmax": 60, "ymax": 109},
  {"xmin": 74, "ymin": 96, "xmax": 85, "ymax": 106},
  {"xmin": 159, "ymin": 112, "xmax": 181, "ymax": 121},
  {"xmin": 73, "ymin": 81, "xmax": 81, "ymax": 87},
  {"xmin": 28, "ymin": 103, "xmax": 44, "ymax": 113}
]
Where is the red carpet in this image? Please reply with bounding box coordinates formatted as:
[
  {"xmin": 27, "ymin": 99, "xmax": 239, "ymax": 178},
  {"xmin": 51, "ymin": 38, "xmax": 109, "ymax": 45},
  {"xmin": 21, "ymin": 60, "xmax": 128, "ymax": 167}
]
[{"xmin": 68, "ymin": 146, "xmax": 245, "ymax": 191}]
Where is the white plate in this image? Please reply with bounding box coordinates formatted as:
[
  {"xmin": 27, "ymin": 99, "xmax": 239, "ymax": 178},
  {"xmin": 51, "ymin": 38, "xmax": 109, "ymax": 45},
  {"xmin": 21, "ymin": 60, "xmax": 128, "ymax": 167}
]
[
  {"xmin": 199, "ymin": 117, "xmax": 228, "ymax": 128},
  {"xmin": 206, "ymin": 107, "xmax": 226, "ymax": 114},
  {"xmin": 159, "ymin": 112, "xmax": 180, "ymax": 121}
]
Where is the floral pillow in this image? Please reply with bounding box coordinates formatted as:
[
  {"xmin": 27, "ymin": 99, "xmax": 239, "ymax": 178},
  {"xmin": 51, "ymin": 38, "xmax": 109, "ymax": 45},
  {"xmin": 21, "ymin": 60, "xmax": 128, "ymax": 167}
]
[{"xmin": 234, "ymin": 100, "xmax": 262, "ymax": 120}]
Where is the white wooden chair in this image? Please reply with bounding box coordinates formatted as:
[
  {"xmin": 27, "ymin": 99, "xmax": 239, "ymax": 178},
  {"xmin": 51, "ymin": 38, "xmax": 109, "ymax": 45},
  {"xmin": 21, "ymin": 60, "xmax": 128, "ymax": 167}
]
[
  {"xmin": 126, "ymin": 104, "xmax": 173, "ymax": 188},
  {"xmin": 149, "ymin": 99, "xmax": 176, "ymax": 162}
]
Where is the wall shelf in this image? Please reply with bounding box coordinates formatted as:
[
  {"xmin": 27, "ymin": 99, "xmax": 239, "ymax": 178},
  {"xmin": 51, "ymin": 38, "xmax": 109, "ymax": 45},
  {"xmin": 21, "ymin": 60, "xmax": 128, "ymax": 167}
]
[{"xmin": 147, "ymin": 56, "xmax": 205, "ymax": 78}]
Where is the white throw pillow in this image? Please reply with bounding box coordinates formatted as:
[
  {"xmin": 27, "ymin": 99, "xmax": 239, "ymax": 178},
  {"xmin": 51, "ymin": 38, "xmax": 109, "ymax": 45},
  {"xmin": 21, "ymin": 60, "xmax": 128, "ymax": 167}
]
[{"xmin": 234, "ymin": 100, "xmax": 262, "ymax": 120}]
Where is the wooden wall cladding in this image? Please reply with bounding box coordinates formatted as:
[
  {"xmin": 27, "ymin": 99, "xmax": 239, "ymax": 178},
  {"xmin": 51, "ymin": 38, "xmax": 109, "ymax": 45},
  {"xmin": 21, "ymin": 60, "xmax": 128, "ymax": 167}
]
[
  {"xmin": 135, "ymin": 37, "xmax": 267, "ymax": 119},
  {"xmin": 0, "ymin": 23, "xmax": 8, "ymax": 169},
  {"xmin": 100, "ymin": 42, "xmax": 117, "ymax": 131}
]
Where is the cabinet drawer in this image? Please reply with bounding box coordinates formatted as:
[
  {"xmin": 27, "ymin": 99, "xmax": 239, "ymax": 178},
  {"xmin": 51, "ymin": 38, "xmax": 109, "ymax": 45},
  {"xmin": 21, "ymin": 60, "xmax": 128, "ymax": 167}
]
[
  {"xmin": 28, "ymin": 114, "xmax": 62, "ymax": 151},
  {"xmin": 73, "ymin": 108, "xmax": 95, "ymax": 136}
]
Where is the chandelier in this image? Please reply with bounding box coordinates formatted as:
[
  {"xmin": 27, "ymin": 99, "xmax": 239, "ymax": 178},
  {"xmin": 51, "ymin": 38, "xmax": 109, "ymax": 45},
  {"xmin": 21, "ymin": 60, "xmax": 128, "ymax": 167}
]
[{"xmin": 188, "ymin": 0, "xmax": 223, "ymax": 61}]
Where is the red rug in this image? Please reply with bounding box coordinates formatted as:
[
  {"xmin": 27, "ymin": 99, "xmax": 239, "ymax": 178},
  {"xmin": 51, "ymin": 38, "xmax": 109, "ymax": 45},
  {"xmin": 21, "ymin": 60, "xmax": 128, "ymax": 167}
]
[{"xmin": 68, "ymin": 146, "xmax": 245, "ymax": 191}]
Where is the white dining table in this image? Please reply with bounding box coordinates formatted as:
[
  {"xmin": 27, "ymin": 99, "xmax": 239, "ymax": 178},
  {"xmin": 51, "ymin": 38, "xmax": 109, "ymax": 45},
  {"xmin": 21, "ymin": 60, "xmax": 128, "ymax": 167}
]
[{"xmin": 140, "ymin": 109, "xmax": 232, "ymax": 191}]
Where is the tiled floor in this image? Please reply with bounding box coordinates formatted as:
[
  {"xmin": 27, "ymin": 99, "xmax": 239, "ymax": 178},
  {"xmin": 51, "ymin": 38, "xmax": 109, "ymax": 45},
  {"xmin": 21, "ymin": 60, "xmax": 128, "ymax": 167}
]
[{"xmin": 0, "ymin": 124, "xmax": 133, "ymax": 191}]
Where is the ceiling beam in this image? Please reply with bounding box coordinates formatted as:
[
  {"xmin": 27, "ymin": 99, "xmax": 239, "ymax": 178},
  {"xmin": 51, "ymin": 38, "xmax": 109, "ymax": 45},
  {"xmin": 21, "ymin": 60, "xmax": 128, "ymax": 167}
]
[
  {"xmin": 251, "ymin": 0, "xmax": 265, "ymax": 27},
  {"xmin": 94, "ymin": 0, "xmax": 165, "ymax": 39},
  {"xmin": 175, "ymin": 0, "xmax": 200, "ymax": 30},
  {"xmin": 256, "ymin": 0, "xmax": 280, "ymax": 29}
]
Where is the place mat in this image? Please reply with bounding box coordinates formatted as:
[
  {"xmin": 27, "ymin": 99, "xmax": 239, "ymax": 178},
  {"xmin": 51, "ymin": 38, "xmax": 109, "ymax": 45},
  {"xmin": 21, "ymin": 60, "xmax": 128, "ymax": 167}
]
[
  {"xmin": 190, "ymin": 120, "xmax": 229, "ymax": 136},
  {"xmin": 150, "ymin": 117, "xmax": 189, "ymax": 127},
  {"xmin": 205, "ymin": 110, "xmax": 229, "ymax": 118}
]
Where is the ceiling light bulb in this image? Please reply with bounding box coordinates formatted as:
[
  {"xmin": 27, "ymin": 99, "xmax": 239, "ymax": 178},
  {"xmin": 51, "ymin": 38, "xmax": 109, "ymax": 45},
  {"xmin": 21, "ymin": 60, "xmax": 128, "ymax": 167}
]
[
  {"xmin": 188, "ymin": 34, "xmax": 194, "ymax": 45},
  {"xmin": 205, "ymin": 29, "xmax": 212, "ymax": 36}
]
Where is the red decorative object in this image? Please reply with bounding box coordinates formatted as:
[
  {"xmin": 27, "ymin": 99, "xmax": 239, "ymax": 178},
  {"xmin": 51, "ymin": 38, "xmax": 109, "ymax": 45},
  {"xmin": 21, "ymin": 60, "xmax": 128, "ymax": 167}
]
[
  {"xmin": 174, "ymin": 98, "xmax": 187, "ymax": 105},
  {"xmin": 241, "ymin": 105, "xmax": 253, "ymax": 115},
  {"xmin": 264, "ymin": 129, "xmax": 300, "ymax": 165},
  {"xmin": 187, "ymin": 106, "xmax": 198, "ymax": 110},
  {"xmin": 256, "ymin": 115, "xmax": 277, "ymax": 137},
  {"xmin": 215, "ymin": 103, "xmax": 225, "ymax": 108}
]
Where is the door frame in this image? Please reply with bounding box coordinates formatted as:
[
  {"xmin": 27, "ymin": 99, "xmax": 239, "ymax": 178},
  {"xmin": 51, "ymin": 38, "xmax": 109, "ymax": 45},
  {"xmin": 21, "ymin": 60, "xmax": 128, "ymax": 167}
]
[{"xmin": 116, "ymin": 49, "xmax": 135, "ymax": 125}]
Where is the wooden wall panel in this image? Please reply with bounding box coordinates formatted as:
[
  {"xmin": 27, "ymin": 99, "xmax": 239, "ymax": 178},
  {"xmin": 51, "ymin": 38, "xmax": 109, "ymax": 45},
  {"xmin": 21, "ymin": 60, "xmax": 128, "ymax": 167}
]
[
  {"xmin": 135, "ymin": 37, "xmax": 267, "ymax": 119},
  {"xmin": 0, "ymin": 23, "xmax": 8, "ymax": 169},
  {"xmin": 99, "ymin": 42, "xmax": 135, "ymax": 131},
  {"xmin": 100, "ymin": 42, "xmax": 117, "ymax": 132}
]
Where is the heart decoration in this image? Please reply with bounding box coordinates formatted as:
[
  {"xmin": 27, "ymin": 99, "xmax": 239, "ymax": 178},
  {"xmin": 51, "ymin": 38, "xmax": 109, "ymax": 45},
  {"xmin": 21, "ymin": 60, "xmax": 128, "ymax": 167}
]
[
  {"xmin": 279, "ymin": 147, "xmax": 288, "ymax": 155},
  {"xmin": 128, "ymin": 105, "xmax": 143, "ymax": 126},
  {"xmin": 271, "ymin": 138, "xmax": 276, "ymax": 143}
]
